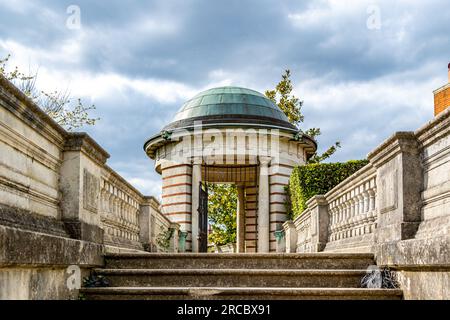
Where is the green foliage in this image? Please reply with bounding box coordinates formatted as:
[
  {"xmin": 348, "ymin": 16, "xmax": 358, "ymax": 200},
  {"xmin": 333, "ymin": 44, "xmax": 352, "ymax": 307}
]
[
  {"xmin": 156, "ymin": 226, "xmax": 174, "ymax": 251},
  {"xmin": 83, "ymin": 273, "xmax": 110, "ymax": 288},
  {"xmin": 308, "ymin": 141, "xmax": 342, "ymax": 164},
  {"xmin": 288, "ymin": 160, "xmax": 369, "ymax": 218},
  {"xmin": 265, "ymin": 69, "xmax": 341, "ymax": 163},
  {"xmin": 207, "ymin": 184, "xmax": 237, "ymax": 246},
  {"xmin": 1, "ymin": 54, "xmax": 99, "ymax": 130},
  {"xmin": 265, "ymin": 69, "xmax": 304, "ymax": 125}
]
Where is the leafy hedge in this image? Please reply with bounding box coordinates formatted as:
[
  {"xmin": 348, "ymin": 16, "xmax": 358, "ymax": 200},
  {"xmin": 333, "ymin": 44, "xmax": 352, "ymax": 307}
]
[{"xmin": 287, "ymin": 160, "xmax": 369, "ymax": 218}]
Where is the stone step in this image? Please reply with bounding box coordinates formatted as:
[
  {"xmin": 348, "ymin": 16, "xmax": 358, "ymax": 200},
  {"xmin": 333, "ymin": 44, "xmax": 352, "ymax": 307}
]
[
  {"xmin": 104, "ymin": 253, "xmax": 375, "ymax": 270},
  {"xmin": 80, "ymin": 287, "xmax": 403, "ymax": 300},
  {"xmin": 94, "ymin": 268, "xmax": 367, "ymax": 288}
]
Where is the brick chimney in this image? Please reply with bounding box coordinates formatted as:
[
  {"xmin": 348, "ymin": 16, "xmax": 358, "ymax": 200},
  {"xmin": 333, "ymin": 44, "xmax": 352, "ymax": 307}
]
[{"xmin": 434, "ymin": 63, "xmax": 450, "ymax": 116}]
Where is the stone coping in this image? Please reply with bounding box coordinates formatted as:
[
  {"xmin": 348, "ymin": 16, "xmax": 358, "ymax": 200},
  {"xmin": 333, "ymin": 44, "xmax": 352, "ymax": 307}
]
[
  {"xmin": 102, "ymin": 164, "xmax": 145, "ymax": 201},
  {"xmin": 415, "ymin": 105, "xmax": 450, "ymax": 147},
  {"xmin": 324, "ymin": 164, "xmax": 375, "ymax": 202},
  {"xmin": 432, "ymin": 82, "xmax": 450, "ymax": 94},
  {"xmin": 0, "ymin": 74, "xmax": 66, "ymax": 143},
  {"xmin": 65, "ymin": 132, "xmax": 110, "ymax": 165},
  {"xmin": 367, "ymin": 131, "xmax": 418, "ymax": 167},
  {"xmin": 376, "ymin": 235, "xmax": 450, "ymax": 270},
  {"xmin": 293, "ymin": 209, "xmax": 311, "ymax": 227},
  {"xmin": 0, "ymin": 225, "xmax": 104, "ymax": 267}
]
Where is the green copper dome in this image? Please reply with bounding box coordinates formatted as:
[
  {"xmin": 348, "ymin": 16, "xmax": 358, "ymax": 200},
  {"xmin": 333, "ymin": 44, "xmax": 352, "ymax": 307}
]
[{"xmin": 163, "ymin": 86, "xmax": 297, "ymax": 131}]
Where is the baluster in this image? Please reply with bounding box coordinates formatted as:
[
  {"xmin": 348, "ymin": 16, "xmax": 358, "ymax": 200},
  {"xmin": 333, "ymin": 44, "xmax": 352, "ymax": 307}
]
[
  {"xmin": 368, "ymin": 188, "xmax": 375, "ymax": 212},
  {"xmin": 363, "ymin": 190, "xmax": 369, "ymax": 213}
]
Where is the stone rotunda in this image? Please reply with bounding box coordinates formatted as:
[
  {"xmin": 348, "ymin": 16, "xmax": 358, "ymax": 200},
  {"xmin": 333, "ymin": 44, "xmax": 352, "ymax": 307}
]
[{"xmin": 144, "ymin": 86, "xmax": 316, "ymax": 253}]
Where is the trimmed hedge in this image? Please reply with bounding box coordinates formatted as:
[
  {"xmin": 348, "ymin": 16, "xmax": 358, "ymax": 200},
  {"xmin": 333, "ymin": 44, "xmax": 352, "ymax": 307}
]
[{"xmin": 287, "ymin": 160, "xmax": 369, "ymax": 218}]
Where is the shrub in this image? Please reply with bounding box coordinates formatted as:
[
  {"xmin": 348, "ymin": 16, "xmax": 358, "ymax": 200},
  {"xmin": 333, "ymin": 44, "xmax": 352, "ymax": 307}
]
[{"xmin": 288, "ymin": 160, "xmax": 369, "ymax": 218}]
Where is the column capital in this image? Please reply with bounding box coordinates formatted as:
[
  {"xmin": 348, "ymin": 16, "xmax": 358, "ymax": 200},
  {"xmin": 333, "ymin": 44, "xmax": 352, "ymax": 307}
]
[
  {"xmin": 258, "ymin": 156, "xmax": 272, "ymax": 166},
  {"xmin": 191, "ymin": 156, "xmax": 203, "ymax": 165}
]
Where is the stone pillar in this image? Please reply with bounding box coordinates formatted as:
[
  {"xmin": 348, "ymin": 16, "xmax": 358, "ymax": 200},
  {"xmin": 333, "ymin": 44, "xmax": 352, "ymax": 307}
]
[
  {"xmin": 191, "ymin": 157, "xmax": 202, "ymax": 253},
  {"xmin": 308, "ymin": 195, "xmax": 329, "ymax": 252},
  {"xmin": 283, "ymin": 220, "xmax": 298, "ymax": 253},
  {"xmin": 60, "ymin": 133, "xmax": 108, "ymax": 244},
  {"xmin": 274, "ymin": 230, "xmax": 286, "ymax": 252},
  {"xmin": 368, "ymin": 132, "xmax": 422, "ymax": 243},
  {"xmin": 139, "ymin": 196, "xmax": 155, "ymax": 250},
  {"xmin": 257, "ymin": 156, "xmax": 271, "ymax": 253},
  {"xmin": 236, "ymin": 185, "xmax": 246, "ymax": 253},
  {"xmin": 169, "ymin": 223, "xmax": 180, "ymax": 253},
  {"xmin": 178, "ymin": 231, "xmax": 188, "ymax": 252}
]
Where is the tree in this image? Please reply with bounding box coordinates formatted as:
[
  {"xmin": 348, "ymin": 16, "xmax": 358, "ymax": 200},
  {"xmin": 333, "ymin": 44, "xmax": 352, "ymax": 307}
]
[
  {"xmin": 265, "ymin": 69, "xmax": 341, "ymax": 163},
  {"xmin": 0, "ymin": 54, "xmax": 98, "ymax": 130},
  {"xmin": 207, "ymin": 184, "xmax": 237, "ymax": 246}
]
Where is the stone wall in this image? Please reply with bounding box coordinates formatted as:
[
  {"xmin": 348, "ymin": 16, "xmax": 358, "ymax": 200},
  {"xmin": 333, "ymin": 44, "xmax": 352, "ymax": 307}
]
[
  {"xmin": 0, "ymin": 75, "xmax": 178, "ymax": 299},
  {"xmin": 282, "ymin": 108, "xmax": 450, "ymax": 299}
]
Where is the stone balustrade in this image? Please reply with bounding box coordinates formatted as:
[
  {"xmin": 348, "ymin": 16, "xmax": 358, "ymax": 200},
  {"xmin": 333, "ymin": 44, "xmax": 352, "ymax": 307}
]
[
  {"xmin": 0, "ymin": 74, "xmax": 179, "ymax": 255},
  {"xmin": 289, "ymin": 164, "xmax": 378, "ymax": 253},
  {"xmin": 326, "ymin": 165, "xmax": 377, "ymax": 251},
  {"xmin": 294, "ymin": 208, "xmax": 312, "ymax": 252},
  {"xmin": 100, "ymin": 167, "xmax": 142, "ymax": 250},
  {"xmin": 281, "ymin": 110, "xmax": 450, "ymax": 299}
]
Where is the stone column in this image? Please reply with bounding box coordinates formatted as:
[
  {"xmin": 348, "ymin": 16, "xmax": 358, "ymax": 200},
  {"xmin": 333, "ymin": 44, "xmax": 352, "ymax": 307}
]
[
  {"xmin": 257, "ymin": 156, "xmax": 271, "ymax": 253},
  {"xmin": 191, "ymin": 157, "xmax": 202, "ymax": 253},
  {"xmin": 236, "ymin": 185, "xmax": 246, "ymax": 253},
  {"xmin": 60, "ymin": 133, "xmax": 108, "ymax": 244}
]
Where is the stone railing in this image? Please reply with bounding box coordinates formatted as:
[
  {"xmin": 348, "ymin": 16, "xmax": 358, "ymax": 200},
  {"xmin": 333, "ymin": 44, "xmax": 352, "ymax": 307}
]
[
  {"xmin": 100, "ymin": 166, "xmax": 142, "ymax": 250},
  {"xmin": 286, "ymin": 163, "xmax": 378, "ymax": 253},
  {"xmin": 294, "ymin": 208, "xmax": 312, "ymax": 252},
  {"xmin": 0, "ymin": 74, "xmax": 179, "ymax": 255},
  {"xmin": 325, "ymin": 164, "xmax": 377, "ymax": 252},
  {"xmin": 278, "ymin": 109, "xmax": 450, "ymax": 298}
]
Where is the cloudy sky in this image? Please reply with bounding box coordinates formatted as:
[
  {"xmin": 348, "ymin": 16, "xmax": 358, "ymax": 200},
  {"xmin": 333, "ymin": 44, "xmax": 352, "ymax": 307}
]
[{"xmin": 1, "ymin": 0, "xmax": 449, "ymax": 198}]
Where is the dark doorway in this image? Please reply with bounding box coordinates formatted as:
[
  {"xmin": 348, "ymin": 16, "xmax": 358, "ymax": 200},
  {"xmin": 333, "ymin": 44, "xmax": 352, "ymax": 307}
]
[{"xmin": 198, "ymin": 181, "xmax": 208, "ymax": 252}]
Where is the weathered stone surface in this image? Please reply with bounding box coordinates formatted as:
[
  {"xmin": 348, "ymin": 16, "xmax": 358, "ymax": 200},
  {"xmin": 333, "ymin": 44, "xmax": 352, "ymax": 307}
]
[
  {"xmin": 397, "ymin": 271, "xmax": 450, "ymax": 300},
  {"xmin": 81, "ymin": 287, "xmax": 403, "ymax": 300},
  {"xmin": 369, "ymin": 132, "xmax": 422, "ymax": 242},
  {"xmin": 93, "ymin": 268, "xmax": 368, "ymax": 288},
  {"xmin": 0, "ymin": 267, "xmax": 82, "ymax": 300},
  {"xmin": 0, "ymin": 225, "xmax": 104, "ymax": 267},
  {"xmin": 0, "ymin": 225, "xmax": 104, "ymax": 300},
  {"xmin": 82, "ymin": 252, "xmax": 401, "ymax": 300},
  {"xmin": 376, "ymin": 236, "xmax": 450, "ymax": 299},
  {"xmin": 376, "ymin": 235, "xmax": 450, "ymax": 268},
  {"xmin": 0, "ymin": 204, "xmax": 68, "ymax": 237},
  {"xmin": 63, "ymin": 220, "xmax": 104, "ymax": 244},
  {"xmin": 104, "ymin": 253, "xmax": 375, "ymax": 270}
]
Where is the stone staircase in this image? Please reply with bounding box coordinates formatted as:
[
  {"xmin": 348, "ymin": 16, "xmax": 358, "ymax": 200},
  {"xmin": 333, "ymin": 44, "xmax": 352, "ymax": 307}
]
[{"xmin": 80, "ymin": 253, "xmax": 403, "ymax": 300}]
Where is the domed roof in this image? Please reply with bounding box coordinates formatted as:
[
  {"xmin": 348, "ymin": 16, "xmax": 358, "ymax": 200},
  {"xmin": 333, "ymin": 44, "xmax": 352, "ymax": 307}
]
[{"xmin": 162, "ymin": 86, "xmax": 297, "ymax": 131}]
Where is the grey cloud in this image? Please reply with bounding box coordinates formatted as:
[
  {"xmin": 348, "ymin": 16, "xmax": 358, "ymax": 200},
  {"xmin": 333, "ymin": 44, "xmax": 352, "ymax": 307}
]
[{"xmin": 1, "ymin": 0, "xmax": 449, "ymax": 195}]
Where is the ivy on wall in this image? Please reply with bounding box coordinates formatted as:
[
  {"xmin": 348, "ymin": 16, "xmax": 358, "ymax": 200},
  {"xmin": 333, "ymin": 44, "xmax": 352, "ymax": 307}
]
[
  {"xmin": 287, "ymin": 160, "xmax": 369, "ymax": 218},
  {"xmin": 156, "ymin": 226, "xmax": 174, "ymax": 252}
]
